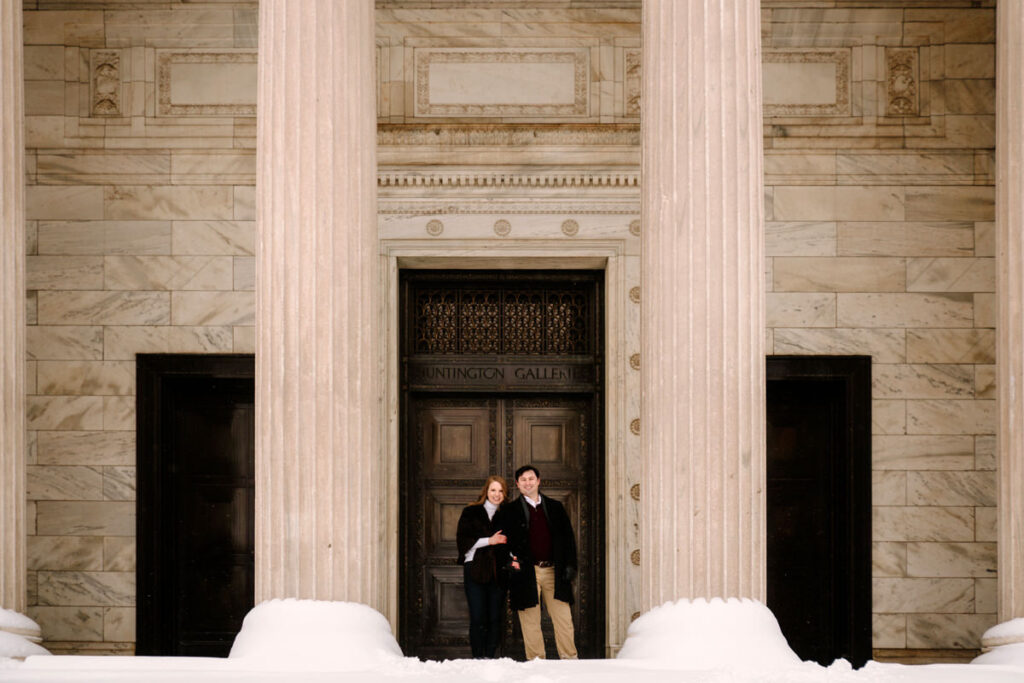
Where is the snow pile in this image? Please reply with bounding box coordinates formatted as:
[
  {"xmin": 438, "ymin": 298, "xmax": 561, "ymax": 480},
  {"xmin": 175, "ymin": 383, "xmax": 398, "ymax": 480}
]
[
  {"xmin": 0, "ymin": 631, "xmax": 49, "ymax": 660},
  {"xmin": 617, "ymin": 597, "xmax": 801, "ymax": 671},
  {"xmin": 0, "ymin": 609, "xmax": 48, "ymax": 660},
  {"xmin": 973, "ymin": 618, "xmax": 1024, "ymax": 667},
  {"xmin": 228, "ymin": 599, "xmax": 403, "ymax": 671},
  {"xmin": 0, "ymin": 608, "xmax": 41, "ymax": 643}
]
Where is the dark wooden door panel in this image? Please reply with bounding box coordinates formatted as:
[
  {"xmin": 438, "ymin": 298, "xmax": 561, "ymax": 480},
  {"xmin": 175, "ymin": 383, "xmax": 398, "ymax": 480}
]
[
  {"xmin": 766, "ymin": 356, "xmax": 871, "ymax": 668},
  {"xmin": 403, "ymin": 395, "xmax": 601, "ymax": 660},
  {"xmin": 420, "ymin": 406, "xmax": 492, "ymax": 479},
  {"xmin": 512, "ymin": 407, "xmax": 581, "ymax": 478},
  {"xmin": 137, "ymin": 355, "xmax": 255, "ymax": 657}
]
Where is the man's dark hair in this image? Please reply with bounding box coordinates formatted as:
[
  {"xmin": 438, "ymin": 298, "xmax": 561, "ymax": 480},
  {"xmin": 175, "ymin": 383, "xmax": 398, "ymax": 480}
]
[{"xmin": 515, "ymin": 465, "xmax": 540, "ymax": 481}]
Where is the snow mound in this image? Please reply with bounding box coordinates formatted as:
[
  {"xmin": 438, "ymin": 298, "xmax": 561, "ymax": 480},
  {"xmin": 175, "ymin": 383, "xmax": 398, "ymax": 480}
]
[
  {"xmin": 616, "ymin": 597, "xmax": 801, "ymax": 671},
  {"xmin": 228, "ymin": 599, "xmax": 403, "ymax": 671},
  {"xmin": 0, "ymin": 608, "xmax": 41, "ymax": 642},
  {"xmin": 0, "ymin": 630, "xmax": 50, "ymax": 659},
  {"xmin": 981, "ymin": 618, "xmax": 1024, "ymax": 650},
  {"xmin": 973, "ymin": 618, "xmax": 1024, "ymax": 666},
  {"xmin": 973, "ymin": 642, "xmax": 1024, "ymax": 667}
]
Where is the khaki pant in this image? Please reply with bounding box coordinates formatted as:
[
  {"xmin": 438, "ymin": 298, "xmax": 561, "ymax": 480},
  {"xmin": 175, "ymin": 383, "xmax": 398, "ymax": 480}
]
[{"xmin": 516, "ymin": 565, "xmax": 578, "ymax": 660}]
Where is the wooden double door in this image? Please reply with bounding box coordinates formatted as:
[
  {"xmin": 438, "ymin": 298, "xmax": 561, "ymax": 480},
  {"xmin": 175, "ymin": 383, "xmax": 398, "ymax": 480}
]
[
  {"xmin": 399, "ymin": 268, "xmax": 605, "ymax": 660},
  {"xmin": 402, "ymin": 393, "xmax": 601, "ymax": 660}
]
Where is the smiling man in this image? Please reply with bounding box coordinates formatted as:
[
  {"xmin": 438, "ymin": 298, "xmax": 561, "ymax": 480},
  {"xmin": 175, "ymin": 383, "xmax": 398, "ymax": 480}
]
[{"xmin": 499, "ymin": 465, "xmax": 578, "ymax": 660}]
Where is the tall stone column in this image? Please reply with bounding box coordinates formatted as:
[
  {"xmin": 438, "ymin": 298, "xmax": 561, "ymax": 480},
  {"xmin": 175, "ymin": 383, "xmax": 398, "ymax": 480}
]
[
  {"xmin": 996, "ymin": 0, "xmax": 1024, "ymax": 623},
  {"xmin": 640, "ymin": 1, "xmax": 765, "ymax": 607},
  {"xmin": 0, "ymin": 0, "xmax": 26, "ymax": 613},
  {"xmin": 256, "ymin": 1, "xmax": 383, "ymax": 609}
]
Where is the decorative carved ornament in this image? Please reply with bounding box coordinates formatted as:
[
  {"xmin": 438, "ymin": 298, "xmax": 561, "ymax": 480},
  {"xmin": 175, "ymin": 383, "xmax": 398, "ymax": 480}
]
[
  {"xmin": 379, "ymin": 169, "xmax": 639, "ymax": 189},
  {"xmin": 377, "ymin": 124, "xmax": 640, "ymax": 147},
  {"xmin": 886, "ymin": 47, "xmax": 919, "ymax": 117},
  {"xmin": 91, "ymin": 50, "xmax": 121, "ymax": 117},
  {"xmin": 624, "ymin": 49, "xmax": 641, "ymax": 117},
  {"xmin": 413, "ymin": 286, "xmax": 591, "ymax": 356},
  {"xmin": 379, "ymin": 201, "xmax": 640, "ymax": 216}
]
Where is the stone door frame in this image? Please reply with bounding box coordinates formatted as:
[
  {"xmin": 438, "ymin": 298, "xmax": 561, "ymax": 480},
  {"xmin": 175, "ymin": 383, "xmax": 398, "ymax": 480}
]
[{"xmin": 379, "ymin": 233, "xmax": 638, "ymax": 656}]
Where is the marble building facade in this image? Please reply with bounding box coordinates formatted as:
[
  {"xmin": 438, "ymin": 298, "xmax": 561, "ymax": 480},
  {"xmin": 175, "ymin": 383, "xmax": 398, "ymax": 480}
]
[{"xmin": 0, "ymin": 0, "xmax": 1017, "ymax": 664}]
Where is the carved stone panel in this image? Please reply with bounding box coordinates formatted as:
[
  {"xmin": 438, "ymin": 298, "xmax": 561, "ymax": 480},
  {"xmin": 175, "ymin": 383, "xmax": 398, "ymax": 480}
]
[
  {"xmin": 624, "ymin": 49, "xmax": 641, "ymax": 118},
  {"xmin": 763, "ymin": 49, "xmax": 851, "ymax": 117},
  {"xmin": 157, "ymin": 50, "xmax": 257, "ymax": 117},
  {"xmin": 90, "ymin": 50, "xmax": 122, "ymax": 117},
  {"xmin": 886, "ymin": 47, "xmax": 919, "ymax": 117},
  {"xmin": 413, "ymin": 48, "xmax": 590, "ymax": 118}
]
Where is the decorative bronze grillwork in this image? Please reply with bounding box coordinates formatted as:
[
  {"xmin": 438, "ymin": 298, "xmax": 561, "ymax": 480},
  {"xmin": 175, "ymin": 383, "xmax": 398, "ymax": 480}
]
[{"xmin": 413, "ymin": 286, "xmax": 590, "ymax": 355}]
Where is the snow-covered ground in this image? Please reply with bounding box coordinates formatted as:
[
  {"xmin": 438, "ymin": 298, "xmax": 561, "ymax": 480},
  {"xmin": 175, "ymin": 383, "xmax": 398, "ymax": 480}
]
[{"xmin": 2, "ymin": 599, "xmax": 1022, "ymax": 682}]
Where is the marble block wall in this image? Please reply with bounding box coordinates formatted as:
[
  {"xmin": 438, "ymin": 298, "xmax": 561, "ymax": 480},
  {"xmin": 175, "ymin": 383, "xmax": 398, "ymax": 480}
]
[
  {"xmin": 762, "ymin": 3, "xmax": 997, "ymax": 659},
  {"xmin": 18, "ymin": 0, "xmax": 997, "ymax": 660},
  {"xmin": 22, "ymin": 1, "xmax": 257, "ymax": 655}
]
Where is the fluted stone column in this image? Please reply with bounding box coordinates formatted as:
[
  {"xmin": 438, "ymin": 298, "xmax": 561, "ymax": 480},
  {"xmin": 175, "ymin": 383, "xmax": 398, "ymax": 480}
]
[
  {"xmin": 256, "ymin": 1, "xmax": 383, "ymax": 609},
  {"xmin": 640, "ymin": 0, "xmax": 765, "ymax": 607},
  {"xmin": 0, "ymin": 0, "xmax": 25, "ymax": 612},
  {"xmin": 996, "ymin": 0, "xmax": 1024, "ymax": 623}
]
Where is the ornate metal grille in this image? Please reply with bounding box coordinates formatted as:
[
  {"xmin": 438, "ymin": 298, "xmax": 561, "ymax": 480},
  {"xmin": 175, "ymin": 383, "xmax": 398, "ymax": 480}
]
[{"xmin": 412, "ymin": 285, "xmax": 591, "ymax": 356}]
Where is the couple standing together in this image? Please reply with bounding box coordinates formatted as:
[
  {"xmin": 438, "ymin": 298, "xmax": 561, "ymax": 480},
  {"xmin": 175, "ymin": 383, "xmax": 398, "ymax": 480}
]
[{"xmin": 455, "ymin": 465, "xmax": 578, "ymax": 660}]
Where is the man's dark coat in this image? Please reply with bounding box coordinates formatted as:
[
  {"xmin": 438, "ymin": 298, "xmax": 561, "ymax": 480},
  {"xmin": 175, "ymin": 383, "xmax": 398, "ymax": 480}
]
[{"xmin": 497, "ymin": 495, "xmax": 577, "ymax": 610}]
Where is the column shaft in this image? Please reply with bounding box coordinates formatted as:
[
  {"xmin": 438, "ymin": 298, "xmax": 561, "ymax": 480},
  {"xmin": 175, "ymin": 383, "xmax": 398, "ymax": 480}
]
[
  {"xmin": 640, "ymin": 0, "xmax": 765, "ymax": 607},
  {"xmin": 996, "ymin": 0, "xmax": 1024, "ymax": 622},
  {"xmin": 0, "ymin": 0, "xmax": 26, "ymax": 612},
  {"xmin": 256, "ymin": 0, "xmax": 382, "ymax": 607}
]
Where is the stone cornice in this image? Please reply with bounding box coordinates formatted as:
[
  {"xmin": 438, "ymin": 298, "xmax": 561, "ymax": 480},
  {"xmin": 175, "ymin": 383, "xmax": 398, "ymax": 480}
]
[
  {"xmin": 378, "ymin": 167, "xmax": 639, "ymax": 189},
  {"xmin": 377, "ymin": 124, "xmax": 640, "ymax": 147}
]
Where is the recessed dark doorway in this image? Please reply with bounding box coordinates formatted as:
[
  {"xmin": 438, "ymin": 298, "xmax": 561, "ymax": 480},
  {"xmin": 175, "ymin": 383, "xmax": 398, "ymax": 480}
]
[
  {"xmin": 766, "ymin": 355, "xmax": 871, "ymax": 667},
  {"xmin": 399, "ymin": 270, "xmax": 605, "ymax": 660},
  {"xmin": 136, "ymin": 354, "xmax": 255, "ymax": 656}
]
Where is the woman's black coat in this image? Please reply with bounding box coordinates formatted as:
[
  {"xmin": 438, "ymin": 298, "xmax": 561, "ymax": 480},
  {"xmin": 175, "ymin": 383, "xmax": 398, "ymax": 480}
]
[
  {"xmin": 497, "ymin": 495, "xmax": 577, "ymax": 610},
  {"xmin": 456, "ymin": 504, "xmax": 505, "ymax": 583}
]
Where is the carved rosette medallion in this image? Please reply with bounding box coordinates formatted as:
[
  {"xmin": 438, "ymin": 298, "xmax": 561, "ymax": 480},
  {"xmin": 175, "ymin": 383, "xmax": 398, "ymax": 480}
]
[
  {"xmin": 425, "ymin": 219, "xmax": 444, "ymax": 236},
  {"xmin": 630, "ymin": 549, "xmax": 640, "ymax": 566},
  {"xmin": 629, "ymin": 353, "xmax": 640, "ymax": 371},
  {"xmin": 629, "ymin": 418, "xmax": 640, "ymax": 435},
  {"xmin": 630, "ymin": 483, "xmax": 640, "ymax": 501},
  {"xmin": 629, "ymin": 219, "xmax": 641, "ymax": 236},
  {"xmin": 493, "ymin": 219, "xmax": 511, "ymax": 237},
  {"xmin": 561, "ymin": 219, "xmax": 579, "ymax": 236},
  {"xmin": 91, "ymin": 50, "xmax": 121, "ymax": 116},
  {"xmin": 629, "ymin": 286, "xmax": 640, "ymax": 304},
  {"xmin": 886, "ymin": 47, "xmax": 919, "ymax": 117}
]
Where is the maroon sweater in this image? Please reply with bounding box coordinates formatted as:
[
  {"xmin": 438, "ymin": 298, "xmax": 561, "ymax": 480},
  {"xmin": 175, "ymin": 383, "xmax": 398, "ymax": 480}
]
[{"xmin": 528, "ymin": 502, "xmax": 552, "ymax": 562}]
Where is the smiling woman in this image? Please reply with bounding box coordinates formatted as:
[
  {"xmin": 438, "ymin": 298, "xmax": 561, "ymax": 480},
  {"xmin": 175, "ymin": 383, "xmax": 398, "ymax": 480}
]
[{"xmin": 455, "ymin": 476, "xmax": 509, "ymax": 659}]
